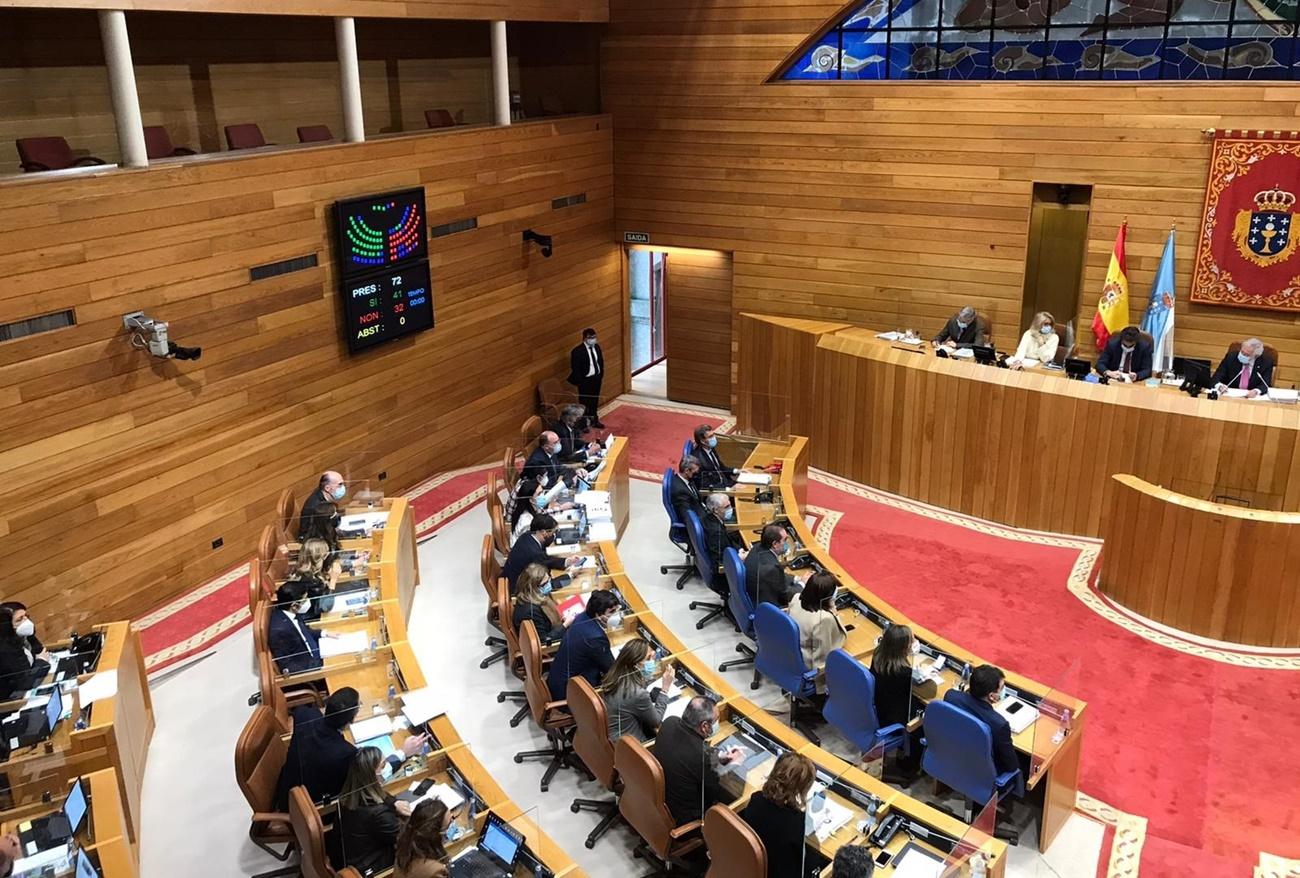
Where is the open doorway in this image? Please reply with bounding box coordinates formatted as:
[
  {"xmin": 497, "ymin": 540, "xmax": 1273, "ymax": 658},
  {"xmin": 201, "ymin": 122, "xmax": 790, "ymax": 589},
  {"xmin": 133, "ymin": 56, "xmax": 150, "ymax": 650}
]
[
  {"xmin": 1021, "ymin": 183, "xmax": 1092, "ymax": 357},
  {"xmin": 629, "ymin": 248, "xmax": 667, "ymax": 397}
]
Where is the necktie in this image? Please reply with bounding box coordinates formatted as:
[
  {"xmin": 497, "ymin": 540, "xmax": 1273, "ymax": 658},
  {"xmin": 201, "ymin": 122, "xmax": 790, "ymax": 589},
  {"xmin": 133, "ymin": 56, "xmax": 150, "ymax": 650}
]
[
  {"xmin": 1240, "ymin": 365, "xmax": 1251, "ymax": 390},
  {"xmin": 587, "ymin": 345, "xmax": 597, "ymax": 377},
  {"xmin": 1121, "ymin": 350, "xmax": 1131, "ymax": 374}
]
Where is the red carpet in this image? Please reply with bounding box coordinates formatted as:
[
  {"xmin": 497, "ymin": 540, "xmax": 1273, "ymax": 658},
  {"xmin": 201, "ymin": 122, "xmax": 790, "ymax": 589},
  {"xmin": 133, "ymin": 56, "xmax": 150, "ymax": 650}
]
[{"xmin": 136, "ymin": 397, "xmax": 1300, "ymax": 873}]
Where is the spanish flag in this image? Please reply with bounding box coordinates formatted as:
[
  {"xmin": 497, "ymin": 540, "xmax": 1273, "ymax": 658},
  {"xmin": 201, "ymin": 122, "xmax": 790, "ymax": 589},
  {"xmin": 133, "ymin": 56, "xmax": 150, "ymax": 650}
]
[{"xmin": 1092, "ymin": 222, "xmax": 1130, "ymax": 351}]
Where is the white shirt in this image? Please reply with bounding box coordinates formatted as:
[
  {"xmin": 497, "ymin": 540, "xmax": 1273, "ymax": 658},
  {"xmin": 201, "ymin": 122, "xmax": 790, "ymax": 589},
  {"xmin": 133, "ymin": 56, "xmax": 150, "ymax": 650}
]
[
  {"xmin": 586, "ymin": 343, "xmax": 598, "ymax": 378},
  {"xmin": 512, "ymin": 509, "xmax": 535, "ymax": 545}
]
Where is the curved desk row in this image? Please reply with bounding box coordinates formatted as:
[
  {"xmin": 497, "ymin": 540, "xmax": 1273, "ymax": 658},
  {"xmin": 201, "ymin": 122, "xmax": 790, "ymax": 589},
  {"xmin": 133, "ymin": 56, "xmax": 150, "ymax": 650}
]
[
  {"xmin": 736, "ymin": 313, "xmax": 1300, "ymax": 539},
  {"xmin": 0, "ymin": 767, "xmax": 136, "ymax": 878},
  {"xmin": 264, "ymin": 496, "xmax": 586, "ymax": 878},
  {"xmin": 552, "ymin": 436, "xmax": 1010, "ymax": 875}
]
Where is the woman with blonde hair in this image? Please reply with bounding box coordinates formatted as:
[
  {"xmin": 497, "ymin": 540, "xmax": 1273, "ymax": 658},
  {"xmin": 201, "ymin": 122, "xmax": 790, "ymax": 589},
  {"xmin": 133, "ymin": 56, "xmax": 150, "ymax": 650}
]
[
  {"xmin": 511, "ymin": 563, "xmax": 567, "ymax": 645},
  {"xmin": 284, "ymin": 537, "xmax": 339, "ymax": 624},
  {"xmin": 1007, "ymin": 311, "xmax": 1060, "ymax": 370},
  {"xmin": 394, "ymin": 798, "xmax": 453, "ymax": 878},
  {"xmin": 336, "ymin": 746, "xmax": 411, "ymax": 874},
  {"xmin": 741, "ymin": 751, "xmax": 816, "ymax": 878},
  {"xmin": 598, "ymin": 637, "xmax": 675, "ymax": 742}
]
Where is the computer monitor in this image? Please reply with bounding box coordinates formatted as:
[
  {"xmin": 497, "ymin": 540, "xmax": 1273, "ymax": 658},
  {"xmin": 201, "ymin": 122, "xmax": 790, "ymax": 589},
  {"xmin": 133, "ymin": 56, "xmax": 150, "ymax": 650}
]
[
  {"xmin": 45, "ymin": 685, "xmax": 63, "ymax": 732},
  {"xmin": 479, "ymin": 812, "xmax": 524, "ymax": 868},
  {"xmin": 75, "ymin": 849, "xmax": 101, "ymax": 878},
  {"xmin": 1064, "ymin": 357, "xmax": 1092, "ymax": 379},
  {"xmin": 1181, "ymin": 359, "xmax": 1213, "ymax": 392},
  {"xmin": 63, "ymin": 777, "xmax": 88, "ymax": 837},
  {"xmin": 971, "ymin": 344, "xmax": 997, "ymax": 365}
]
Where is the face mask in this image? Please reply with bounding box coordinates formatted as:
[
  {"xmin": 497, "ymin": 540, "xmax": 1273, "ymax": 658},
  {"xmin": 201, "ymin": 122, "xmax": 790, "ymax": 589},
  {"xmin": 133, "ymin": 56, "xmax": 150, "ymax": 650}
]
[
  {"xmin": 542, "ymin": 532, "xmax": 556, "ymax": 546},
  {"xmin": 533, "ymin": 494, "xmax": 547, "ymax": 510},
  {"xmin": 1238, "ymin": 351, "xmax": 1253, "ymax": 365},
  {"xmin": 445, "ymin": 823, "xmax": 466, "ymax": 843},
  {"xmin": 707, "ymin": 436, "xmax": 718, "ymax": 448},
  {"xmin": 1040, "ymin": 325, "xmax": 1053, "ymax": 335},
  {"xmin": 15, "ymin": 619, "xmax": 34, "ymax": 639},
  {"xmin": 705, "ymin": 721, "xmax": 718, "ymax": 738},
  {"xmin": 539, "ymin": 473, "xmax": 550, "ymax": 488},
  {"xmin": 379, "ymin": 760, "xmax": 393, "ymax": 782},
  {"xmin": 910, "ymin": 639, "xmax": 921, "ymax": 656},
  {"xmin": 956, "ymin": 321, "xmax": 969, "ymax": 332},
  {"xmin": 724, "ymin": 507, "xmax": 735, "ymax": 521},
  {"xmin": 331, "ymin": 484, "xmax": 346, "ymax": 501},
  {"xmin": 641, "ymin": 660, "xmax": 657, "ymax": 678},
  {"xmin": 547, "ymin": 443, "xmax": 561, "ymax": 455},
  {"xmin": 995, "ymin": 685, "xmax": 1007, "ymax": 703},
  {"xmin": 605, "ymin": 611, "xmax": 624, "ymax": 629},
  {"xmin": 539, "ymin": 583, "xmax": 553, "ymax": 597},
  {"xmin": 585, "ymin": 338, "xmax": 597, "ymax": 347},
  {"xmin": 293, "ymin": 599, "xmax": 312, "ymax": 615}
]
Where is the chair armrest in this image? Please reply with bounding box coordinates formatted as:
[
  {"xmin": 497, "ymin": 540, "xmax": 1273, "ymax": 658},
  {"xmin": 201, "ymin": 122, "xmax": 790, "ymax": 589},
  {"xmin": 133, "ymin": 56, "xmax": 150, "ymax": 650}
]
[
  {"xmin": 668, "ymin": 819, "xmax": 702, "ymax": 840},
  {"xmin": 877, "ymin": 723, "xmax": 906, "ymax": 738},
  {"xmin": 250, "ymin": 810, "xmax": 291, "ymax": 825},
  {"xmin": 19, "ymin": 162, "xmax": 52, "ymax": 172},
  {"xmin": 72, "ymin": 156, "xmax": 105, "ymax": 166}
]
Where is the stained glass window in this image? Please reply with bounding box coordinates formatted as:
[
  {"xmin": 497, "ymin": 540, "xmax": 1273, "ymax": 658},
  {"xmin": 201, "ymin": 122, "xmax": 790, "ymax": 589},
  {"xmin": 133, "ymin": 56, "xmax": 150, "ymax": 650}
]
[{"xmin": 776, "ymin": 0, "xmax": 1298, "ymax": 79}]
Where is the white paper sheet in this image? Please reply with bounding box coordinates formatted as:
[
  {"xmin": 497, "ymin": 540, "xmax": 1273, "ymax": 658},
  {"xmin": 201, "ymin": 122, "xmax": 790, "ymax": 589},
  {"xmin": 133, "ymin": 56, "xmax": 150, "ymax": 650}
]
[
  {"xmin": 338, "ymin": 511, "xmax": 389, "ymax": 533},
  {"xmin": 399, "ymin": 687, "xmax": 443, "ymax": 726},
  {"xmin": 890, "ymin": 847, "xmax": 946, "ymax": 878},
  {"xmin": 349, "ymin": 714, "xmax": 393, "ymax": 743},
  {"xmin": 735, "ymin": 472, "xmax": 772, "ymax": 486},
  {"xmin": 406, "ymin": 781, "xmax": 465, "ymax": 811},
  {"xmin": 77, "ymin": 669, "xmax": 118, "ymax": 707},
  {"xmin": 319, "ymin": 630, "xmax": 369, "ymax": 658},
  {"xmin": 661, "ymin": 697, "xmax": 690, "ymax": 720}
]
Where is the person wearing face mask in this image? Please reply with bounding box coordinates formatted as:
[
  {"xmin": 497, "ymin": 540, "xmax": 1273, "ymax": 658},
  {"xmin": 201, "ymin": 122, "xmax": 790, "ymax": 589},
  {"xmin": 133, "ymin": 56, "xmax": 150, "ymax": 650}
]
[
  {"xmin": 787, "ymin": 571, "xmax": 847, "ymax": 684},
  {"xmin": 0, "ymin": 604, "xmax": 52, "ymax": 699},
  {"xmin": 267, "ymin": 580, "xmax": 329, "ymax": 676},
  {"xmin": 336, "ymin": 746, "xmax": 414, "ymax": 875},
  {"xmin": 942, "ymin": 664, "xmax": 1019, "ymax": 777},
  {"xmin": 522, "ymin": 431, "xmax": 575, "ymax": 490},
  {"xmin": 552, "ymin": 404, "xmax": 602, "ymax": 464},
  {"xmin": 502, "ymin": 513, "xmax": 580, "ymax": 594},
  {"xmin": 567, "ymin": 327, "xmax": 605, "ymax": 429},
  {"xmin": 508, "ymin": 477, "xmax": 574, "ymax": 546},
  {"xmin": 1096, "ymin": 325, "xmax": 1153, "ymax": 383},
  {"xmin": 691, "ymin": 424, "xmax": 737, "ymax": 490},
  {"xmin": 598, "ymin": 638, "xmax": 674, "ymax": 742},
  {"xmin": 511, "ymin": 563, "xmax": 568, "ymax": 645},
  {"xmin": 871, "ymin": 624, "xmax": 924, "ymax": 782},
  {"xmin": 299, "ymin": 470, "xmax": 347, "ymax": 549},
  {"xmin": 740, "ymin": 752, "xmax": 816, "ymax": 878},
  {"xmin": 654, "ymin": 696, "xmax": 745, "ymax": 826},
  {"xmin": 669, "ymin": 455, "xmax": 706, "ymax": 526},
  {"xmin": 932, "ymin": 305, "xmax": 989, "ymax": 349},
  {"xmin": 546, "ymin": 589, "xmax": 620, "ymax": 702},
  {"xmin": 702, "ymin": 494, "xmax": 746, "ymax": 598},
  {"xmin": 1212, "ymin": 336, "xmax": 1274, "ymax": 397},
  {"xmin": 1007, "ymin": 311, "xmax": 1060, "ymax": 370},
  {"xmin": 744, "ymin": 524, "xmax": 808, "ymax": 610},
  {"xmin": 394, "ymin": 798, "xmax": 456, "ymax": 878}
]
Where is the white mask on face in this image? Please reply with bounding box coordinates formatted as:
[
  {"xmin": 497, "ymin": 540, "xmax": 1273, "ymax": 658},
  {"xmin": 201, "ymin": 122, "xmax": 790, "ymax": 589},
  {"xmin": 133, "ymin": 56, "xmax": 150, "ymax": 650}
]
[{"xmin": 15, "ymin": 619, "xmax": 34, "ymax": 639}]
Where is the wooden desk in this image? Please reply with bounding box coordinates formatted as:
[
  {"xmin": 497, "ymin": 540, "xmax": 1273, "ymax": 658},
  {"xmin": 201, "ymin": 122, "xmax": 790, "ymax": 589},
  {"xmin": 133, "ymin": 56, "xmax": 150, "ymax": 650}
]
[
  {"xmin": 0, "ymin": 622, "xmax": 152, "ymax": 847},
  {"xmin": 0, "ymin": 768, "xmax": 137, "ymax": 878},
  {"xmin": 736, "ymin": 312, "xmax": 1300, "ymax": 538},
  {"xmin": 1100, "ymin": 473, "xmax": 1300, "ymax": 647},
  {"xmin": 593, "ymin": 436, "xmax": 630, "ymax": 539}
]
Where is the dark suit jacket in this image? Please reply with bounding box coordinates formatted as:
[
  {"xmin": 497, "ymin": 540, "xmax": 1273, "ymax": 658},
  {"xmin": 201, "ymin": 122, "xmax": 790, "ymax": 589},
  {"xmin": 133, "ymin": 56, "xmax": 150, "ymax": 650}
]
[
  {"xmin": 655, "ymin": 716, "xmax": 728, "ymax": 826},
  {"xmin": 702, "ymin": 513, "xmax": 743, "ymax": 593},
  {"xmin": 502, "ymin": 534, "xmax": 565, "ymax": 592},
  {"xmin": 268, "ymin": 610, "xmax": 323, "ymax": 676},
  {"xmin": 567, "ymin": 342, "xmax": 605, "ymax": 387},
  {"xmin": 276, "ymin": 705, "xmax": 356, "ymax": 809},
  {"xmin": 933, "ymin": 314, "xmax": 989, "ymax": 348},
  {"xmin": 943, "ymin": 689, "xmax": 1019, "ymax": 777},
  {"xmin": 0, "ymin": 640, "xmax": 49, "ymax": 699},
  {"xmin": 692, "ymin": 443, "xmax": 735, "ymax": 490},
  {"xmin": 1211, "ymin": 352, "xmax": 1274, "ymax": 393},
  {"xmin": 744, "ymin": 547, "xmax": 797, "ymax": 609},
  {"xmin": 339, "ymin": 798, "xmax": 401, "ymax": 874},
  {"xmin": 741, "ymin": 792, "xmax": 806, "ymax": 878},
  {"xmin": 551, "ymin": 420, "xmax": 589, "ymax": 463},
  {"xmin": 547, "ymin": 613, "xmax": 614, "ymax": 701},
  {"xmin": 298, "ymin": 487, "xmax": 340, "ymax": 548},
  {"xmin": 523, "ymin": 446, "xmax": 572, "ymax": 488},
  {"xmin": 669, "ymin": 471, "xmax": 705, "ymax": 526},
  {"xmin": 1095, "ymin": 336, "xmax": 1154, "ymax": 381},
  {"xmin": 871, "ymin": 664, "xmax": 914, "ymax": 729}
]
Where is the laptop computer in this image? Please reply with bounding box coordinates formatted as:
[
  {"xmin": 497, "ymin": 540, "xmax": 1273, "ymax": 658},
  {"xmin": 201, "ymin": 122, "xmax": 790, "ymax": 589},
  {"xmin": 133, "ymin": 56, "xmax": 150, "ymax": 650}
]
[
  {"xmin": 448, "ymin": 811, "xmax": 525, "ymax": 878},
  {"xmin": 4, "ymin": 685, "xmax": 63, "ymax": 750},
  {"xmin": 20, "ymin": 775, "xmax": 88, "ymax": 854}
]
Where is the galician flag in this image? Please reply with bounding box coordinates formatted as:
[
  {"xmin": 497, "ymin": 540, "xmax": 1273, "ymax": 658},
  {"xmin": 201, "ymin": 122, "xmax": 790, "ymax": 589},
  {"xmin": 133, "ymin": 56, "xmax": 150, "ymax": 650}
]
[
  {"xmin": 1092, "ymin": 222, "xmax": 1130, "ymax": 351},
  {"xmin": 1140, "ymin": 229, "xmax": 1177, "ymax": 374}
]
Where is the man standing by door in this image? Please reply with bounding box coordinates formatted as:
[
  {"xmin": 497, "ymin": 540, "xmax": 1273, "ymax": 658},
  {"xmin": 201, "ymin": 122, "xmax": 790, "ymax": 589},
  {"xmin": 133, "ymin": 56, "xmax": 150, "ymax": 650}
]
[{"xmin": 567, "ymin": 327, "xmax": 605, "ymax": 429}]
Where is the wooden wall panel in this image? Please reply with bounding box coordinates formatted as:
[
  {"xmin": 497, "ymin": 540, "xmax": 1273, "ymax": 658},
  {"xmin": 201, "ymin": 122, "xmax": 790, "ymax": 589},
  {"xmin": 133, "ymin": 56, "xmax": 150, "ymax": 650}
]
[
  {"xmin": 734, "ymin": 312, "xmax": 848, "ymax": 437},
  {"xmin": 663, "ymin": 247, "xmax": 731, "ymax": 409},
  {"xmin": 605, "ymin": 0, "xmax": 1300, "ymax": 375},
  {"xmin": 0, "ymin": 115, "xmax": 620, "ymax": 633}
]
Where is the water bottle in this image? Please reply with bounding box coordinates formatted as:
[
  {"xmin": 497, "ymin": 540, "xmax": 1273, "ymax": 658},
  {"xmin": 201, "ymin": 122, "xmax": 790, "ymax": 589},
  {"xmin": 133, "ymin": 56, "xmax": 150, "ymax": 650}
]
[{"xmin": 970, "ymin": 853, "xmax": 987, "ymax": 878}]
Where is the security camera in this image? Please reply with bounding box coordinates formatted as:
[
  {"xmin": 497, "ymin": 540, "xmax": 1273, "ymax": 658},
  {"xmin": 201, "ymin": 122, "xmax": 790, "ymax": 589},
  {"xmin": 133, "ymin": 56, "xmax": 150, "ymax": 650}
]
[
  {"xmin": 522, "ymin": 229, "xmax": 553, "ymax": 258},
  {"xmin": 123, "ymin": 311, "xmax": 202, "ymax": 361}
]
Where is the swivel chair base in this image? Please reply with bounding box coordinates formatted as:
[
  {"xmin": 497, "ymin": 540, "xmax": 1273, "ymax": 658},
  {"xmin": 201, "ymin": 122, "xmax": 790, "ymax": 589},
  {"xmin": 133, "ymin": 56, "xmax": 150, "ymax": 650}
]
[
  {"xmin": 688, "ymin": 600, "xmax": 726, "ymax": 630},
  {"xmin": 496, "ymin": 690, "xmax": 530, "ymax": 727},
  {"xmin": 631, "ymin": 840, "xmax": 702, "ymax": 876},
  {"xmin": 718, "ymin": 641, "xmax": 756, "ymax": 672},
  {"xmin": 661, "ymin": 544, "xmax": 697, "ymax": 590},
  {"xmin": 249, "ymin": 835, "xmax": 298, "ymax": 878},
  {"xmin": 513, "ymin": 732, "xmax": 592, "ymax": 793},
  {"xmin": 570, "ymin": 796, "xmax": 621, "ymax": 848},
  {"xmin": 480, "ymin": 633, "xmax": 508, "ymax": 669}
]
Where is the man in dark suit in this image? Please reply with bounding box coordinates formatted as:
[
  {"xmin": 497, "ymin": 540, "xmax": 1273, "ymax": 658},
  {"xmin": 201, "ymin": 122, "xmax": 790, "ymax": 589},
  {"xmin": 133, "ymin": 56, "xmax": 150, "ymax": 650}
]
[
  {"xmin": 268, "ymin": 580, "xmax": 325, "ymax": 676},
  {"xmin": 942, "ymin": 664, "xmax": 1019, "ymax": 777},
  {"xmin": 274, "ymin": 687, "xmax": 427, "ymax": 809},
  {"xmin": 744, "ymin": 524, "xmax": 806, "ymax": 609},
  {"xmin": 701, "ymin": 494, "xmax": 745, "ymax": 598},
  {"xmin": 299, "ymin": 470, "xmax": 345, "ymax": 548},
  {"xmin": 691, "ymin": 425, "xmax": 736, "ymax": 490},
  {"xmin": 1211, "ymin": 336, "xmax": 1274, "ymax": 397},
  {"xmin": 522, "ymin": 432, "xmax": 574, "ymax": 489},
  {"xmin": 567, "ymin": 327, "xmax": 605, "ymax": 429},
  {"xmin": 1096, "ymin": 325, "xmax": 1154, "ymax": 382},
  {"xmin": 546, "ymin": 590, "xmax": 619, "ymax": 701},
  {"xmin": 552, "ymin": 404, "xmax": 599, "ymax": 464},
  {"xmin": 932, "ymin": 306, "xmax": 989, "ymax": 349},
  {"xmin": 502, "ymin": 514, "xmax": 577, "ymax": 593},
  {"xmin": 654, "ymin": 697, "xmax": 745, "ymax": 826},
  {"xmin": 669, "ymin": 456, "xmax": 706, "ymax": 525}
]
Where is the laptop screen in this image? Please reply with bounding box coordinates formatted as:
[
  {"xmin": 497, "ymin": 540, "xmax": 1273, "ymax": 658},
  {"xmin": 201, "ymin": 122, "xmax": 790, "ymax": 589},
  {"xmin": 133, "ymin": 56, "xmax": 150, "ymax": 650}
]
[
  {"xmin": 75, "ymin": 850, "xmax": 101, "ymax": 878},
  {"xmin": 63, "ymin": 777, "xmax": 87, "ymax": 836},
  {"xmin": 479, "ymin": 813, "xmax": 523, "ymax": 867},
  {"xmin": 45, "ymin": 686, "xmax": 62, "ymax": 731}
]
